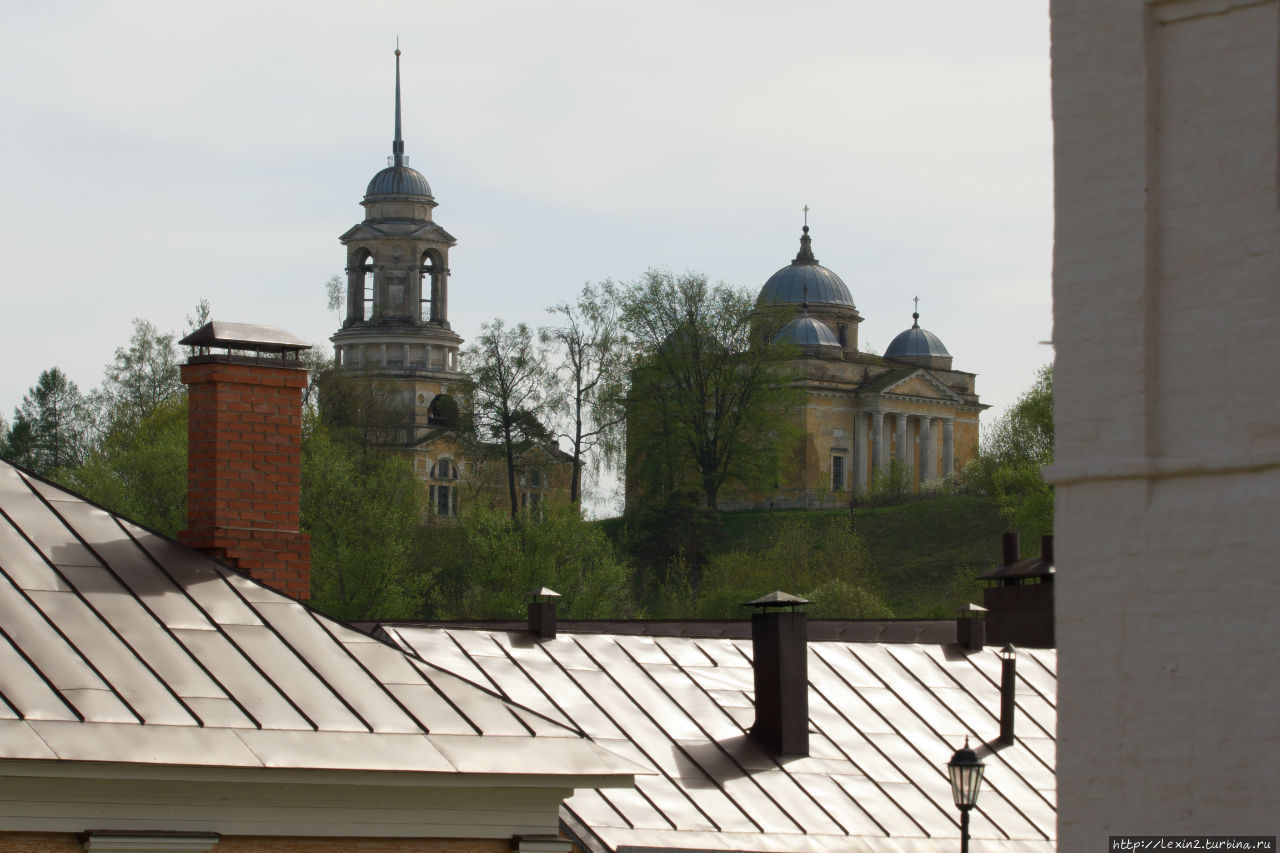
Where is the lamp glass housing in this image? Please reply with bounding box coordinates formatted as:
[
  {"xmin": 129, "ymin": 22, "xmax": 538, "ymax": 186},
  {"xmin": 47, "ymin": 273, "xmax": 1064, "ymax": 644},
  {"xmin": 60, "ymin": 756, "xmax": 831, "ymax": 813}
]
[{"xmin": 947, "ymin": 746, "xmax": 985, "ymax": 809}]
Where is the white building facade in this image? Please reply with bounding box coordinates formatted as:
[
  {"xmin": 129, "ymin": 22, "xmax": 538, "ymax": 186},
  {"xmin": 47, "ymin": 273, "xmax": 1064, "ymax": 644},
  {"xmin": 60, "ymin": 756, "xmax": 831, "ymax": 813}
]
[{"xmin": 1050, "ymin": 0, "xmax": 1280, "ymax": 844}]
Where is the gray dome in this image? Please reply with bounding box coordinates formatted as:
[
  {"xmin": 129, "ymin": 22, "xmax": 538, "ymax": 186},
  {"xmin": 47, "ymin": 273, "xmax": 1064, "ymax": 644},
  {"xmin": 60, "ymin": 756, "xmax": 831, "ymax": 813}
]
[
  {"xmin": 775, "ymin": 316, "xmax": 841, "ymax": 348},
  {"xmin": 757, "ymin": 227, "xmax": 855, "ymax": 308},
  {"xmin": 365, "ymin": 165, "xmax": 434, "ymax": 199},
  {"xmin": 885, "ymin": 313, "xmax": 951, "ymax": 359}
]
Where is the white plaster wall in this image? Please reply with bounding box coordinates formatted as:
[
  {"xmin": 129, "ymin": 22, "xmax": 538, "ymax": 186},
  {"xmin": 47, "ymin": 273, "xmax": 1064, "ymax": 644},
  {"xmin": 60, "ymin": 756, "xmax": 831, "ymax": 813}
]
[{"xmin": 1051, "ymin": 0, "xmax": 1280, "ymax": 845}]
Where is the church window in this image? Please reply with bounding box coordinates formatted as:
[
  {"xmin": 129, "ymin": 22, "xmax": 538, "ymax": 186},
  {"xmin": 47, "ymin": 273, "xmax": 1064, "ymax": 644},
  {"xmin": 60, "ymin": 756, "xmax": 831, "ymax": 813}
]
[
  {"xmin": 838, "ymin": 325, "xmax": 848, "ymax": 347},
  {"xmin": 429, "ymin": 484, "xmax": 458, "ymax": 516},
  {"xmin": 832, "ymin": 455, "xmax": 845, "ymax": 491},
  {"xmin": 431, "ymin": 457, "xmax": 459, "ymax": 480}
]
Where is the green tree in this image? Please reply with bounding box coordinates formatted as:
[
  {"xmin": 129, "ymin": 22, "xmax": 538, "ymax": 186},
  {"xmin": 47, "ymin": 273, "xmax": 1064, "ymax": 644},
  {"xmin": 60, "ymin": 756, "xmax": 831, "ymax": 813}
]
[
  {"xmin": 184, "ymin": 300, "xmax": 212, "ymax": 357},
  {"xmin": 465, "ymin": 319, "xmax": 552, "ymax": 518},
  {"xmin": 5, "ymin": 368, "xmax": 92, "ymax": 476},
  {"xmin": 620, "ymin": 269, "xmax": 799, "ymax": 509},
  {"xmin": 96, "ymin": 319, "xmax": 183, "ymax": 434},
  {"xmin": 433, "ymin": 501, "xmax": 637, "ymax": 620},
  {"xmin": 965, "ymin": 364, "xmax": 1053, "ymax": 543},
  {"xmin": 301, "ymin": 417, "xmax": 434, "ymax": 620},
  {"xmin": 695, "ymin": 517, "xmax": 890, "ymax": 618},
  {"xmin": 315, "ymin": 363, "xmax": 413, "ymax": 452},
  {"xmin": 542, "ymin": 282, "xmax": 628, "ymax": 505},
  {"xmin": 58, "ymin": 396, "xmax": 188, "ymax": 536}
]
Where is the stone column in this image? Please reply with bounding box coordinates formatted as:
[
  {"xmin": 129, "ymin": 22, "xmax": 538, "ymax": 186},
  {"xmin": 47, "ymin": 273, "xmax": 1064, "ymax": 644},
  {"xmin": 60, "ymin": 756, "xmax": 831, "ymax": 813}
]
[
  {"xmin": 438, "ymin": 270, "xmax": 449, "ymax": 325},
  {"xmin": 920, "ymin": 416, "xmax": 935, "ymax": 482},
  {"xmin": 853, "ymin": 411, "xmax": 868, "ymax": 495},
  {"xmin": 871, "ymin": 410, "xmax": 884, "ymax": 480},
  {"xmin": 942, "ymin": 418, "xmax": 955, "ymax": 477},
  {"xmin": 895, "ymin": 414, "xmax": 910, "ymax": 476}
]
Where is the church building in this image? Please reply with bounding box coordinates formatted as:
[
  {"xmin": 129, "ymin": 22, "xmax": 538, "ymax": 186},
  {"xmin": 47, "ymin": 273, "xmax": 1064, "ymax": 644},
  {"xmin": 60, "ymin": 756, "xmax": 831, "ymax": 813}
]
[
  {"xmin": 726, "ymin": 225, "xmax": 986, "ymax": 509},
  {"xmin": 328, "ymin": 49, "xmax": 570, "ymax": 517}
]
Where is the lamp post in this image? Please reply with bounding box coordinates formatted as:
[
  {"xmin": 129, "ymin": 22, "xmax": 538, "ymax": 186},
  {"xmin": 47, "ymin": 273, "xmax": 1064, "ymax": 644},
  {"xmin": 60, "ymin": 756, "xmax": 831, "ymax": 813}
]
[{"xmin": 947, "ymin": 738, "xmax": 985, "ymax": 853}]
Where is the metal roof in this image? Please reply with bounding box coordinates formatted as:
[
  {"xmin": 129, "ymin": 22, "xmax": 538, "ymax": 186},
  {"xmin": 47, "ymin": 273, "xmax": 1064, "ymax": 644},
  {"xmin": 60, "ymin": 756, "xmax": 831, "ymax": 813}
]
[
  {"xmin": 884, "ymin": 315, "xmax": 951, "ymax": 360},
  {"xmin": 758, "ymin": 264, "xmax": 855, "ymax": 309},
  {"xmin": 757, "ymin": 228, "xmax": 856, "ymax": 309},
  {"xmin": 365, "ymin": 165, "xmax": 434, "ymax": 199},
  {"xmin": 373, "ymin": 619, "xmax": 961, "ymax": 644},
  {"xmin": 773, "ymin": 317, "xmax": 841, "ymax": 349},
  {"xmin": 977, "ymin": 557, "xmax": 1055, "ymax": 582},
  {"xmin": 0, "ymin": 461, "xmax": 637, "ymax": 781},
  {"xmin": 179, "ymin": 321, "xmax": 312, "ymax": 353},
  {"xmin": 382, "ymin": 624, "xmax": 1058, "ymax": 852}
]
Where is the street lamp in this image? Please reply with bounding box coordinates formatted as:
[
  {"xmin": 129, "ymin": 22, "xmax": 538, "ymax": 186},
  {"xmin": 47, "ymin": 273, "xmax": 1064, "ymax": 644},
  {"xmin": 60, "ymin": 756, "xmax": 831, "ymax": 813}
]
[{"xmin": 947, "ymin": 738, "xmax": 985, "ymax": 853}]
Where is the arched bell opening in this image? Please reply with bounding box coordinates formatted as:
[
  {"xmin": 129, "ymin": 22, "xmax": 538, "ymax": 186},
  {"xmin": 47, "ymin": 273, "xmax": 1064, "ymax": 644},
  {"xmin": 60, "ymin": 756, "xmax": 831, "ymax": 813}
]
[
  {"xmin": 427, "ymin": 393, "xmax": 460, "ymax": 428},
  {"xmin": 420, "ymin": 249, "xmax": 446, "ymax": 323},
  {"xmin": 346, "ymin": 248, "xmax": 375, "ymax": 323}
]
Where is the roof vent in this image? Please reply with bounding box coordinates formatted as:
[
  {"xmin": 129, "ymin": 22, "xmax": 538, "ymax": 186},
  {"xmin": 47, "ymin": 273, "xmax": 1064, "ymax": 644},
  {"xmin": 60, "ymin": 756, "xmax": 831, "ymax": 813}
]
[
  {"xmin": 1002, "ymin": 531, "xmax": 1021, "ymax": 567},
  {"xmin": 956, "ymin": 602, "xmax": 988, "ymax": 652},
  {"xmin": 999, "ymin": 643, "xmax": 1017, "ymax": 745},
  {"xmin": 746, "ymin": 591, "xmax": 810, "ymax": 757},
  {"xmin": 528, "ymin": 587, "xmax": 561, "ymax": 640}
]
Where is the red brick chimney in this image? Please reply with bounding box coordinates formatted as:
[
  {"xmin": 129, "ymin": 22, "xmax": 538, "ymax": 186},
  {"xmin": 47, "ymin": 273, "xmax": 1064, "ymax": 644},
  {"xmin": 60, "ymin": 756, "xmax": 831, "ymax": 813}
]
[{"xmin": 178, "ymin": 321, "xmax": 312, "ymax": 599}]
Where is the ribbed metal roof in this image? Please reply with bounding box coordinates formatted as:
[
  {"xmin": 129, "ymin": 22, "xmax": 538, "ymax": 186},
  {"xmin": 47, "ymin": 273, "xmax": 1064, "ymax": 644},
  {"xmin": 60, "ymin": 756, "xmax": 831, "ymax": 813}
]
[
  {"xmin": 180, "ymin": 320, "xmax": 312, "ymax": 353},
  {"xmin": 383, "ymin": 624, "xmax": 1058, "ymax": 852},
  {"xmin": 759, "ymin": 264, "xmax": 855, "ymax": 307},
  {"xmin": 885, "ymin": 314, "xmax": 951, "ymax": 359},
  {"xmin": 365, "ymin": 164, "xmax": 434, "ymax": 199},
  {"xmin": 775, "ymin": 316, "xmax": 841, "ymax": 349},
  {"xmin": 758, "ymin": 227, "xmax": 856, "ymax": 308},
  {"xmin": 0, "ymin": 460, "xmax": 637, "ymax": 781}
]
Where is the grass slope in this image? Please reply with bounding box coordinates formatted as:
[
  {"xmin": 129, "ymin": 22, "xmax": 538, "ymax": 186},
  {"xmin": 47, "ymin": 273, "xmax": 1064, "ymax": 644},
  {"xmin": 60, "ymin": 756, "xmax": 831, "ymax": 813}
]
[{"xmin": 602, "ymin": 495, "xmax": 1009, "ymax": 618}]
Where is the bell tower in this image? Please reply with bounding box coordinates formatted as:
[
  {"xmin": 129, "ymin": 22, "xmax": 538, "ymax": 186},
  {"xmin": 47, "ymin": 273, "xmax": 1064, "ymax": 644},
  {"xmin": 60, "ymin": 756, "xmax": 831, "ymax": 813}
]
[{"xmin": 331, "ymin": 47, "xmax": 464, "ymax": 442}]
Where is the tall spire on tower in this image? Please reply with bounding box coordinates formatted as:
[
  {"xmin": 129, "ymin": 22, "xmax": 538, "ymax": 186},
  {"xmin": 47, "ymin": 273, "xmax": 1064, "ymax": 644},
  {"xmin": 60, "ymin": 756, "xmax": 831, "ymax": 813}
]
[{"xmin": 392, "ymin": 41, "xmax": 405, "ymax": 167}]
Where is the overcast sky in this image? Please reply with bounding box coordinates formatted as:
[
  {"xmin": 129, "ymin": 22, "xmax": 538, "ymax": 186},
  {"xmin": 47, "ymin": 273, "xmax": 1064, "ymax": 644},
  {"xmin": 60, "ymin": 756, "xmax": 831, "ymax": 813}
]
[{"xmin": 0, "ymin": 0, "xmax": 1052, "ymax": 492}]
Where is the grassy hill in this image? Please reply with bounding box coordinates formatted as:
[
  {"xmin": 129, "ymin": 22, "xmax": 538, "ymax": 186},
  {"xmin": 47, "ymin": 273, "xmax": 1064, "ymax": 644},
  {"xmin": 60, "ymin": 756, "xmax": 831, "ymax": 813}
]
[{"xmin": 600, "ymin": 495, "xmax": 1010, "ymax": 618}]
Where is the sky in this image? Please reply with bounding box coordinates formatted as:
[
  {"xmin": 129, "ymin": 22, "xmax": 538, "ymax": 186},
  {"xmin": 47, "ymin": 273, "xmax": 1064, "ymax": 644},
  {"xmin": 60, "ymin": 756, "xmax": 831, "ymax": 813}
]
[{"xmin": 0, "ymin": 0, "xmax": 1053, "ymax": 503}]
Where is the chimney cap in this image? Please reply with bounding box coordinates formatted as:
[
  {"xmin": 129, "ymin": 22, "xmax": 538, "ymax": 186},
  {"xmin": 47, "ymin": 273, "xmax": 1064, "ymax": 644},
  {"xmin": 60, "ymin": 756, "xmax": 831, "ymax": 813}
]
[
  {"xmin": 529, "ymin": 586, "xmax": 562, "ymax": 601},
  {"xmin": 181, "ymin": 321, "xmax": 312, "ymax": 356},
  {"xmin": 745, "ymin": 590, "xmax": 810, "ymax": 610}
]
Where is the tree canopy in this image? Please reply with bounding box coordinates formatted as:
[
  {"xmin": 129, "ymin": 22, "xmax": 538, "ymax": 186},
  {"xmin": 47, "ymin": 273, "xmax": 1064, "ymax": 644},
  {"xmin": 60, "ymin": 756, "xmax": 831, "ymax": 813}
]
[
  {"xmin": 465, "ymin": 319, "xmax": 553, "ymax": 518},
  {"xmin": 96, "ymin": 318, "xmax": 183, "ymax": 434},
  {"xmin": 301, "ymin": 415, "xmax": 434, "ymax": 620},
  {"xmin": 620, "ymin": 270, "xmax": 800, "ymax": 510},
  {"xmin": 4, "ymin": 368, "xmax": 92, "ymax": 477},
  {"xmin": 964, "ymin": 364, "xmax": 1053, "ymax": 543},
  {"xmin": 542, "ymin": 282, "xmax": 628, "ymax": 505}
]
